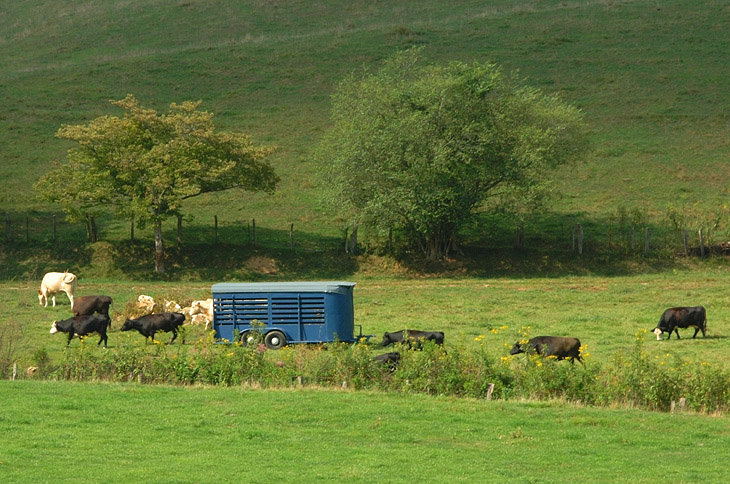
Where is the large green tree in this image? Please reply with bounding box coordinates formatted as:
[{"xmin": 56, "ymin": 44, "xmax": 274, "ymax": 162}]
[
  {"xmin": 315, "ymin": 49, "xmax": 589, "ymax": 260},
  {"xmin": 36, "ymin": 95, "xmax": 278, "ymax": 273}
]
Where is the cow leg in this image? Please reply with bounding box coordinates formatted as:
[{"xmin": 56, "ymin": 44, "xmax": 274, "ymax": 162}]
[
  {"xmin": 692, "ymin": 327, "xmax": 700, "ymax": 338},
  {"xmin": 66, "ymin": 333, "xmax": 73, "ymax": 346},
  {"xmin": 99, "ymin": 334, "xmax": 107, "ymax": 348},
  {"xmin": 674, "ymin": 328, "xmax": 680, "ymax": 339},
  {"xmin": 169, "ymin": 330, "xmax": 178, "ymax": 345},
  {"xmin": 51, "ymin": 294, "xmax": 57, "ymax": 307}
]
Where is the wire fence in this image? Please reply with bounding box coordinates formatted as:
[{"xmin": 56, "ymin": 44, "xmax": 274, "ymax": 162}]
[{"xmin": 3, "ymin": 210, "xmax": 729, "ymax": 258}]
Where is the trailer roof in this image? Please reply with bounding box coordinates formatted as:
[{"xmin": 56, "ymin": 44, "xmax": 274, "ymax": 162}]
[{"xmin": 212, "ymin": 281, "xmax": 356, "ymax": 295}]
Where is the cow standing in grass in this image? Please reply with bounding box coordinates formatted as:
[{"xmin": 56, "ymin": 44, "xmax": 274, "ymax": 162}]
[
  {"xmin": 381, "ymin": 329, "xmax": 445, "ymax": 349},
  {"xmin": 510, "ymin": 336, "xmax": 583, "ymax": 363},
  {"xmin": 121, "ymin": 312, "xmax": 186, "ymax": 344},
  {"xmin": 72, "ymin": 295, "xmax": 113, "ymax": 319},
  {"xmin": 50, "ymin": 314, "xmax": 111, "ymax": 348},
  {"xmin": 653, "ymin": 306, "xmax": 707, "ymax": 340},
  {"xmin": 38, "ymin": 272, "xmax": 77, "ymax": 308}
]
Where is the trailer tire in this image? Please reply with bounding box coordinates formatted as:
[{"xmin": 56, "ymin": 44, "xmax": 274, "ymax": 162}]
[
  {"xmin": 239, "ymin": 331, "xmax": 254, "ymax": 347},
  {"xmin": 264, "ymin": 330, "xmax": 286, "ymax": 350}
]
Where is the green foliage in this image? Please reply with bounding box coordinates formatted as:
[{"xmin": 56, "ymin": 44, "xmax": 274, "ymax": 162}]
[
  {"xmin": 22, "ymin": 326, "xmax": 730, "ymax": 414},
  {"xmin": 34, "ymin": 95, "xmax": 279, "ymax": 272},
  {"xmin": 315, "ymin": 48, "xmax": 589, "ymax": 259}
]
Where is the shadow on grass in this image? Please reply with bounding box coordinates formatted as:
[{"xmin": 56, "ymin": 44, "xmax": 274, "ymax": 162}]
[{"xmin": 0, "ymin": 209, "xmax": 723, "ymax": 281}]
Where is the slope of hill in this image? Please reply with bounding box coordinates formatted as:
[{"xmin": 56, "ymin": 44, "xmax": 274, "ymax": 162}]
[{"xmin": 1, "ymin": 0, "xmax": 729, "ymax": 271}]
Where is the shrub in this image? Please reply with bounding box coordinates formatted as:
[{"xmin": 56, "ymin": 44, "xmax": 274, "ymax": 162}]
[{"xmin": 32, "ymin": 329, "xmax": 730, "ymax": 414}]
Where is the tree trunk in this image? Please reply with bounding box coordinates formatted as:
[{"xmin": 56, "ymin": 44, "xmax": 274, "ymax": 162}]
[
  {"xmin": 421, "ymin": 228, "xmax": 454, "ymax": 260},
  {"xmin": 84, "ymin": 213, "xmax": 98, "ymax": 242},
  {"xmin": 154, "ymin": 219, "xmax": 165, "ymax": 274}
]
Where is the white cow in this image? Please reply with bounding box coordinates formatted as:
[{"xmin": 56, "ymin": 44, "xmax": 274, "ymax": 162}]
[
  {"xmin": 189, "ymin": 298, "xmax": 214, "ymax": 330},
  {"xmin": 38, "ymin": 272, "xmax": 77, "ymax": 308}
]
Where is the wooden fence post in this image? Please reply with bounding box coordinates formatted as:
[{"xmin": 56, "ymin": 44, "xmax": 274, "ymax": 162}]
[
  {"xmin": 344, "ymin": 227, "xmax": 349, "ymax": 253},
  {"xmin": 350, "ymin": 220, "xmax": 358, "ymax": 255},
  {"xmin": 53, "ymin": 214, "xmax": 57, "ymax": 243},
  {"xmin": 252, "ymin": 219, "xmax": 257, "ymax": 247},
  {"xmin": 644, "ymin": 227, "xmax": 650, "ymax": 254},
  {"xmin": 514, "ymin": 222, "xmax": 525, "ymax": 250},
  {"xmin": 699, "ymin": 228, "xmax": 705, "ymax": 257},
  {"xmin": 631, "ymin": 225, "xmax": 636, "ymax": 251},
  {"xmin": 5, "ymin": 212, "xmax": 11, "ymax": 243},
  {"xmin": 25, "ymin": 215, "xmax": 29, "ymax": 243},
  {"xmin": 290, "ymin": 223, "xmax": 294, "ymax": 252},
  {"xmin": 131, "ymin": 216, "xmax": 135, "ymax": 242},
  {"xmin": 577, "ymin": 223, "xmax": 583, "ymax": 255},
  {"xmin": 214, "ymin": 215, "xmax": 219, "ymax": 244},
  {"xmin": 486, "ymin": 383, "xmax": 495, "ymax": 401},
  {"xmin": 571, "ymin": 225, "xmax": 576, "ymax": 252},
  {"xmin": 683, "ymin": 230, "xmax": 689, "ymax": 257}
]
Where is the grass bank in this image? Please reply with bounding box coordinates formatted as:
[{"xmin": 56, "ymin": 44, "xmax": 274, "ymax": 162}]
[{"xmin": 1, "ymin": 380, "xmax": 728, "ymax": 483}]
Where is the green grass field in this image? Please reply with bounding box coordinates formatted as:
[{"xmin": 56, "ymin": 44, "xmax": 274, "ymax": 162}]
[
  {"xmin": 5, "ymin": 268, "xmax": 730, "ymax": 371},
  {"xmin": 3, "ymin": 2, "xmax": 730, "ymax": 478},
  {"xmin": 2, "ymin": 0, "xmax": 729, "ymax": 256},
  {"xmin": 1, "ymin": 380, "xmax": 728, "ymax": 483}
]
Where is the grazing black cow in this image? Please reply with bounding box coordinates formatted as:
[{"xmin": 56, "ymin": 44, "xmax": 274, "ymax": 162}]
[
  {"xmin": 121, "ymin": 312, "xmax": 186, "ymax": 344},
  {"xmin": 72, "ymin": 295, "xmax": 113, "ymax": 319},
  {"xmin": 373, "ymin": 351, "xmax": 401, "ymax": 371},
  {"xmin": 653, "ymin": 306, "xmax": 707, "ymax": 340},
  {"xmin": 50, "ymin": 314, "xmax": 111, "ymax": 348},
  {"xmin": 510, "ymin": 336, "xmax": 583, "ymax": 363},
  {"xmin": 381, "ymin": 329, "xmax": 445, "ymax": 348}
]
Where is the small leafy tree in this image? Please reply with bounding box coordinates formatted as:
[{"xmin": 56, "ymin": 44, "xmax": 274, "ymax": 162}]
[
  {"xmin": 36, "ymin": 95, "xmax": 279, "ymax": 273},
  {"xmin": 315, "ymin": 49, "xmax": 589, "ymax": 259}
]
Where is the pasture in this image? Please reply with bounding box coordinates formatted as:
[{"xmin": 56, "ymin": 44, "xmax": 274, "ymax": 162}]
[
  {"xmin": 5, "ymin": 267, "xmax": 730, "ymax": 371},
  {"xmin": 2, "ymin": 0, "xmax": 730, "ymax": 254},
  {"xmin": 1, "ymin": 381, "xmax": 728, "ymax": 483},
  {"xmin": 2, "ymin": 1, "xmax": 730, "ymax": 479}
]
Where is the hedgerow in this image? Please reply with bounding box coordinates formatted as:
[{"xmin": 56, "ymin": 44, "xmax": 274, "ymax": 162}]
[{"xmin": 19, "ymin": 330, "xmax": 730, "ymax": 414}]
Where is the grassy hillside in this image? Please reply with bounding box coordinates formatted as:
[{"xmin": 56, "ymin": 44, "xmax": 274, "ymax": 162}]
[{"xmin": 2, "ymin": 0, "xmax": 729, "ymax": 273}]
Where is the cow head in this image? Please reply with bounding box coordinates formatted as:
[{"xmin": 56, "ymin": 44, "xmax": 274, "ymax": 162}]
[
  {"xmin": 509, "ymin": 341, "xmax": 525, "ymax": 355},
  {"xmin": 653, "ymin": 327, "xmax": 663, "ymax": 341},
  {"xmin": 120, "ymin": 319, "xmax": 134, "ymax": 332},
  {"xmin": 381, "ymin": 332, "xmax": 396, "ymax": 347},
  {"xmin": 50, "ymin": 322, "xmax": 59, "ymax": 334}
]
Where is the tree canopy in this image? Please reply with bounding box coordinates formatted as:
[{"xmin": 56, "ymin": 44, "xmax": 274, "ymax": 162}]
[
  {"xmin": 315, "ymin": 49, "xmax": 589, "ymax": 260},
  {"xmin": 36, "ymin": 95, "xmax": 278, "ymax": 273}
]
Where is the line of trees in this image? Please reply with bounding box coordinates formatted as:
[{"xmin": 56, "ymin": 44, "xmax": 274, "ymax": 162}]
[{"xmin": 34, "ymin": 49, "xmax": 589, "ymax": 271}]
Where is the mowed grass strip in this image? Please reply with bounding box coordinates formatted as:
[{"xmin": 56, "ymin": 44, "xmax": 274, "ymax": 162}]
[{"xmin": 0, "ymin": 380, "xmax": 728, "ymax": 483}]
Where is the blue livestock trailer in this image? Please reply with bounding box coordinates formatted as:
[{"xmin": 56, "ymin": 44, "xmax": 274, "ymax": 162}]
[{"xmin": 212, "ymin": 282, "xmax": 360, "ymax": 349}]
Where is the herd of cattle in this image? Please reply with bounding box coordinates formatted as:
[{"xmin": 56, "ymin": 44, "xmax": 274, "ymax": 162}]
[
  {"xmin": 40, "ymin": 271, "xmax": 213, "ymax": 348},
  {"xmin": 38, "ymin": 271, "xmax": 710, "ymax": 365}
]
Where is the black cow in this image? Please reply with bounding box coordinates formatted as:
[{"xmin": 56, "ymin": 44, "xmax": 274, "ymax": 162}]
[
  {"xmin": 72, "ymin": 295, "xmax": 113, "ymax": 319},
  {"xmin": 382, "ymin": 329, "xmax": 445, "ymax": 348},
  {"xmin": 653, "ymin": 306, "xmax": 707, "ymax": 340},
  {"xmin": 510, "ymin": 336, "xmax": 583, "ymax": 363},
  {"xmin": 50, "ymin": 314, "xmax": 111, "ymax": 348},
  {"xmin": 373, "ymin": 351, "xmax": 401, "ymax": 371},
  {"xmin": 121, "ymin": 312, "xmax": 186, "ymax": 344}
]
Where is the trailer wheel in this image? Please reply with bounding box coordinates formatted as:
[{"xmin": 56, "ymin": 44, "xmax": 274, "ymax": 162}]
[
  {"xmin": 264, "ymin": 330, "xmax": 286, "ymax": 350},
  {"xmin": 239, "ymin": 331, "xmax": 254, "ymax": 347}
]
